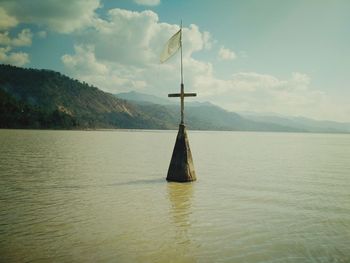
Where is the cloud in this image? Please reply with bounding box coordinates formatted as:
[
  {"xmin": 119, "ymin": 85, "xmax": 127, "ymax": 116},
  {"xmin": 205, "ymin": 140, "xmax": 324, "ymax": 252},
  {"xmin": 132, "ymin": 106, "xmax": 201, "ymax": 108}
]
[
  {"xmin": 62, "ymin": 45, "xmax": 108, "ymax": 76},
  {"xmin": 60, "ymin": 7, "xmax": 331, "ymax": 120},
  {"xmin": 0, "ymin": 23, "xmax": 32, "ymax": 66},
  {"xmin": 134, "ymin": 0, "xmax": 161, "ymax": 6},
  {"xmin": 62, "ymin": 45, "xmax": 147, "ymax": 93},
  {"xmin": 62, "ymin": 8, "xmax": 212, "ymax": 94},
  {"xmin": 0, "ymin": 29, "xmax": 33, "ymax": 47},
  {"xmin": 76, "ymin": 8, "xmax": 212, "ymax": 67},
  {"xmin": 0, "ymin": 7, "xmax": 18, "ymax": 29},
  {"xmin": 202, "ymin": 31, "xmax": 213, "ymax": 50},
  {"xmin": 88, "ymin": 8, "xmax": 161, "ymax": 66},
  {"xmin": 37, "ymin": 31, "xmax": 47, "ymax": 39},
  {"xmin": 182, "ymin": 24, "xmax": 213, "ymax": 57},
  {"xmin": 191, "ymin": 71, "xmax": 339, "ymax": 120},
  {"xmin": 58, "ymin": 7, "xmax": 346, "ymax": 121},
  {"xmin": 0, "ymin": 0, "xmax": 100, "ymax": 33},
  {"xmin": 0, "ymin": 46, "xmax": 29, "ymax": 66},
  {"xmin": 218, "ymin": 46, "xmax": 236, "ymax": 60}
]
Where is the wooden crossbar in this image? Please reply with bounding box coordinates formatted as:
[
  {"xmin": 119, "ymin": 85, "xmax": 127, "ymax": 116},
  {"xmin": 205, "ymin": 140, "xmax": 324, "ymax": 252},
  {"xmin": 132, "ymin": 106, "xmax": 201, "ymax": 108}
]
[
  {"xmin": 168, "ymin": 83, "xmax": 197, "ymax": 124},
  {"xmin": 168, "ymin": 93, "xmax": 197, "ymax": 97}
]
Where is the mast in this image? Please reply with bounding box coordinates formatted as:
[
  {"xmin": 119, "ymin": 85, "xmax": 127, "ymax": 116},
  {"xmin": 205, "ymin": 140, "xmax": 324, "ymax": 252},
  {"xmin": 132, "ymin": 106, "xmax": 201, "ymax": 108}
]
[
  {"xmin": 180, "ymin": 20, "xmax": 184, "ymax": 124},
  {"xmin": 180, "ymin": 20, "xmax": 184, "ymax": 85}
]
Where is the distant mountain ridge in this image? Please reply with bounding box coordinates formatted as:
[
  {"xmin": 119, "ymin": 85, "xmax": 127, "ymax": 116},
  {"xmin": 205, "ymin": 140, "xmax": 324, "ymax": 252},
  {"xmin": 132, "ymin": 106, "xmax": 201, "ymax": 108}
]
[
  {"xmin": 115, "ymin": 91, "xmax": 350, "ymax": 133},
  {"xmin": 240, "ymin": 112, "xmax": 350, "ymax": 134},
  {"xmin": 116, "ymin": 91, "xmax": 174, "ymax": 105},
  {"xmin": 114, "ymin": 91, "xmax": 307, "ymax": 132},
  {"xmin": 1, "ymin": 64, "xmax": 349, "ymax": 133}
]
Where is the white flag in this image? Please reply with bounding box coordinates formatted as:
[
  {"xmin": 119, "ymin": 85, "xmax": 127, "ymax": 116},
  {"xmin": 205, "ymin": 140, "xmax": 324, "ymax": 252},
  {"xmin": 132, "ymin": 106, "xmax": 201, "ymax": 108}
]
[{"xmin": 160, "ymin": 29, "xmax": 181, "ymax": 63}]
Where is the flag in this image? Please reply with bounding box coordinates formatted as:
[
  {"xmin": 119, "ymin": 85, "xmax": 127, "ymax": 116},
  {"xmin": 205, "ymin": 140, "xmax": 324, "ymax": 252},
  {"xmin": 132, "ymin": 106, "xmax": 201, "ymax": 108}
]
[{"xmin": 160, "ymin": 29, "xmax": 181, "ymax": 63}]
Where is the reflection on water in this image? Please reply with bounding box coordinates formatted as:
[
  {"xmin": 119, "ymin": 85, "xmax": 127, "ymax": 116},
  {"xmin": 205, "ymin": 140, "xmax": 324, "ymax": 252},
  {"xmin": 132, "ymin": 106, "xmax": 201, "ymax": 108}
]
[
  {"xmin": 168, "ymin": 183, "xmax": 194, "ymax": 234},
  {"xmin": 167, "ymin": 182, "xmax": 196, "ymax": 263}
]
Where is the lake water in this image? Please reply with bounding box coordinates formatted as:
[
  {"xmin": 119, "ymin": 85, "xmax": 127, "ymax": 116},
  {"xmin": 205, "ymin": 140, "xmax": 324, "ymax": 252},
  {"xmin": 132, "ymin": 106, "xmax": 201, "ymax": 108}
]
[{"xmin": 0, "ymin": 129, "xmax": 350, "ymax": 263}]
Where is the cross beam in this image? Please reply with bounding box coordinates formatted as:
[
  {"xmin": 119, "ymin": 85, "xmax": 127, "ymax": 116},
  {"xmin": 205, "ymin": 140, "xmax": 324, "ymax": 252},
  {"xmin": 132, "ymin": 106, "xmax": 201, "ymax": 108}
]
[
  {"xmin": 168, "ymin": 93, "xmax": 197, "ymax": 97},
  {"xmin": 168, "ymin": 83, "xmax": 197, "ymax": 124}
]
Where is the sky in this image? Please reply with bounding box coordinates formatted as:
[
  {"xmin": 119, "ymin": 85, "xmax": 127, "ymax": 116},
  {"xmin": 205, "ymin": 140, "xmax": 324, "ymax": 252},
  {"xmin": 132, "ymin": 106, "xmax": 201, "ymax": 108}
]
[{"xmin": 0, "ymin": 0, "xmax": 349, "ymax": 121}]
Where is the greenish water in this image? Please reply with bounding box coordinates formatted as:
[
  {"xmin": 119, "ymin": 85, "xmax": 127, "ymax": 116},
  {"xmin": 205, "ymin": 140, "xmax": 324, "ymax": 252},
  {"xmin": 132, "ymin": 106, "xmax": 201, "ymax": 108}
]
[{"xmin": 0, "ymin": 129, "xmax": 350, "ymax": 263}]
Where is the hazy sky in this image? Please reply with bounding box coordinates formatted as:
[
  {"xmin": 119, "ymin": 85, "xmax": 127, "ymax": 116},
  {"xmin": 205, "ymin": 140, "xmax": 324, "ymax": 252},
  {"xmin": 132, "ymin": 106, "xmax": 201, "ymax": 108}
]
[{"xmin": 1, "ymin": 0, "xmax": 349, "ymax": 121}]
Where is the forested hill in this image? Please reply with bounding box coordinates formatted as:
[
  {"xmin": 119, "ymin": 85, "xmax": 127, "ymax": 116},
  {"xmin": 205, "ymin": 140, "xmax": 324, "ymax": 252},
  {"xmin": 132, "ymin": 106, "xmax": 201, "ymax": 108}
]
[{"xmin": 0, "ymin": 64, "xmax": 163, "ymax": 129}]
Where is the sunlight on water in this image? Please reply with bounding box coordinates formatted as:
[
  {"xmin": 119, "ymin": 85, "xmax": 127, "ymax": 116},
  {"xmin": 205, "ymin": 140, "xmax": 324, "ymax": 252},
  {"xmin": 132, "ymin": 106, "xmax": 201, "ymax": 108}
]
[{"xmin": 1, "ymin": 130, "xmax": 350, "ymax": 262}]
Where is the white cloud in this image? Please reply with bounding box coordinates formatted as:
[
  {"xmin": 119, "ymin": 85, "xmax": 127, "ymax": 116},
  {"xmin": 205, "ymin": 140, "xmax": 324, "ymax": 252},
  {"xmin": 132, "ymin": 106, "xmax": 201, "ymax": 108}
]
[
  {"xmin": 80, "ymin": 9, "xmax": 213, "ymax": 67},
  {"xmin": 191, "ymin": 71, "xmax": 343, "ymax": 120},
  {"xmin": 62, "ymin": 45, "xmax": 108, "ymax": 75},
  {"xmin": 182, "ymin": 24, "xmax": 213, "ymax": 57},
  {"xmin": 62, "ymin": 8, "xmax": 212, "ymax": 95},
  {"xmin": 0, "ymin": 29, "xmax": 33, "ymax": 47},
  {"xmin": 37, "ymin": 31, "xmax": 47, "ymax": 39},
  {"xmin": 71, "ymin": 8, "xmax": 212, "ymax": 66},
  {"xmin": 0, "ymin": 0, "xmax": 100, "ymax": 33},
  {"xmin": 89, "ymin": 8, "xmax": 161, "ymax": 66},
  {"xmin": 202, "ymin": 31, "xmax": 213, "ymax": 50},
  {"xmin": 218, "ymin": 46, "xmax": 236, "ymax": 60},
  {"xmin": 62, "ymin": 45, "xmax": 147, "ymax": 93},
  {"xmin": 0, "ymin": 28, "xmax": 32, "ymax": 65},
  {"xmin": 0, "ymin": 46, "xmax": 29, "ymax": 66},
  {"xmin": 0, "ymin": 7, "xmax": 18, "ymax": 29},
  {"xmin": 58, "ymin": 7, "xmax": 347, "ymax": 121},
  {"xmin": 134, "ymin": 0, "xmax": 161, "ymax": 6}
]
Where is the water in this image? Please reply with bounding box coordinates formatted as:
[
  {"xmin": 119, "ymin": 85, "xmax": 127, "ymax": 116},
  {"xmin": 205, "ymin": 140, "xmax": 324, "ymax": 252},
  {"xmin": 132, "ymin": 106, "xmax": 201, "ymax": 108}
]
[{"xmin": 0, "ymin": 129, "xmax": 350, "ymax": 263}]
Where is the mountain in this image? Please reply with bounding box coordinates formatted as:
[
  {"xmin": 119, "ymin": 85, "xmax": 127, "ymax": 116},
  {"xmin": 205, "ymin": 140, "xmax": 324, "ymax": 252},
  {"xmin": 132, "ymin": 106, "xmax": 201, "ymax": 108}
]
[
  {"xmin": 116, "ymin": 91, "xmax": 350, "ymax": 133},
  {"xmin": 240, "ymin": 112, "xmax": 350, "ymax": 133},
  {"xmin": 116, "ymin": 91, "xmax": 174, "ymax": 105},
  {"xmin": 115, "ymin": 90, "xmax": 213, "ymax": 108},
  {"xmin": 1, "ymin": 64, "xmax": 349, "ymax": 133},
  {"xmin": 0, "ymin": 64, "xmax": 295, "ymax": 131},
  {"xmin": 0, "ymin": 64, "xmax": 165, "ymax": 129},
  {"xmin": 115, "ymin": 91, "xmax": 303, "ymax": 132}
]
